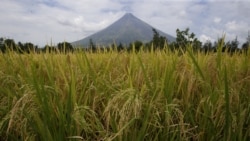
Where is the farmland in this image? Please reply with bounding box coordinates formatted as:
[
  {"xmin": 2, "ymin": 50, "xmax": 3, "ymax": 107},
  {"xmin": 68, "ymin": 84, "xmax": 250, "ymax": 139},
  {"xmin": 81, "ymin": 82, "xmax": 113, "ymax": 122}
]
[{"xmin": 0, "ymin": 46, "xmax": 250, "ymax": 141}]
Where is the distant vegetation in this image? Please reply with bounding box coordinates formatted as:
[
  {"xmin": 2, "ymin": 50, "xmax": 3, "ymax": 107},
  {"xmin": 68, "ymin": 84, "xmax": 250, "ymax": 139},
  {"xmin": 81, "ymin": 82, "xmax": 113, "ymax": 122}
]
[
  {"xmin": 0, "ymin": 28, "xmax": 249, "ymax": 54},
  {"xmin": 0, "ymin": 38, "xmax": 74, "ymax": 54}
]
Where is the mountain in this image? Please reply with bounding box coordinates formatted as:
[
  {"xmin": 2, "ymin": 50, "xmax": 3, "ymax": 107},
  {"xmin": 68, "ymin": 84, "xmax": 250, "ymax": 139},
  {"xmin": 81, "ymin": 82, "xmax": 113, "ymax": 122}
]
[{"xmin": 72, "ymin": 13, "xmax": 175, "ymax": 47}]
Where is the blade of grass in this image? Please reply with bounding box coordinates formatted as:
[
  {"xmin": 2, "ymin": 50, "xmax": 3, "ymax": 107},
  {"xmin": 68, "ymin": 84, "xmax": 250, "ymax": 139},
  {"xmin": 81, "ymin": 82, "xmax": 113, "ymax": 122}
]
[
  {"xmin": 186, "ymin": 47, "xmax": 205, "ymax": 81},
  {"xmin": 224, "ymin": 66, "xmax": 231, "ymax": 141}
]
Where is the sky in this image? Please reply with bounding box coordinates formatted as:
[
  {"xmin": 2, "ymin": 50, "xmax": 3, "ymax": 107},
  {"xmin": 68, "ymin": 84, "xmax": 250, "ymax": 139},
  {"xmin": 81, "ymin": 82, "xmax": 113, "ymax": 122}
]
[{"xmin": 0, "ymin": 0, "xmax": 249, "ymax": 47}]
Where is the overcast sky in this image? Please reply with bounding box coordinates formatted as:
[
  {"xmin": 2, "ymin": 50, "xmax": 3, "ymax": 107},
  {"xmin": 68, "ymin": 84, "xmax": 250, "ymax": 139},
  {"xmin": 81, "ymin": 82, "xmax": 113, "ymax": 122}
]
[{"xmin": 0, "ymin": 0, "xmax": 249, "ymax": 47}]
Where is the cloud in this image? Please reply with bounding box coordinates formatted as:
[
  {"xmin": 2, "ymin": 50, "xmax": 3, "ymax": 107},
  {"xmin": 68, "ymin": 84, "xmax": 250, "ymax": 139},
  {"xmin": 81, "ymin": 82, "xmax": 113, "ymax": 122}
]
[
  {"xmin": 199, "ymin": 34, "xmax": 215, "ymax": 43},
  {"xmin": 214, "ymin": 17, "xmax": 221, "ymax": 23},
  {"xmin": 0, "ymin": 0, "xmax": 249, "ymax": 46},
  {"xmin": 226, "ymin": 21, "xmax": 248, "ymax": 32}
]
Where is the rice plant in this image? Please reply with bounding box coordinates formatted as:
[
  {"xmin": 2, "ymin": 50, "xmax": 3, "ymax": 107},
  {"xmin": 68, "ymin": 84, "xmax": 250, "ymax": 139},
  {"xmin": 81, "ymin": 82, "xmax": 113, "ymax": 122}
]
[{"xmin": 0, "ymin": 44, "xmax": 249, "ymax": 141}]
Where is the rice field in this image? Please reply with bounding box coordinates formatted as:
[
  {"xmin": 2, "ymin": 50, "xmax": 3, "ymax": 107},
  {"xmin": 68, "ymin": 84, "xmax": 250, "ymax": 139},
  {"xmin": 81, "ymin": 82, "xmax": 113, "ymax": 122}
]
[{"xmin": 0, "ymin": 46, "xmax": 250, "ymax": 141}]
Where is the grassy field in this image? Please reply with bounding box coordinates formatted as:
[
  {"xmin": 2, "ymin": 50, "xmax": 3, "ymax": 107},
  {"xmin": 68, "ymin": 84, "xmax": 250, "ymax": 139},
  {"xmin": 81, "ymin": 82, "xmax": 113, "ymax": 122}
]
[{"xmin": 0, "ymin": 46, "xmax": 250, "ymax": 141}]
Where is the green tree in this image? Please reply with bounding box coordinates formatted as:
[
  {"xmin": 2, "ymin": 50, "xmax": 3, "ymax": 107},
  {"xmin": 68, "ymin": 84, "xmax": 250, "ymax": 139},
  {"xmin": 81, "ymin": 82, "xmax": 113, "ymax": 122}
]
[
  {"xmin": 224, "ymin": 37, "xmax": 239, "ymax": 54},
  {"xmin": 129, "ymin": 40, "xmax": 143, "ymax": 52},
  {"xmin": 202, "ymin": 40, "xmax": 214, "ymax": 53},
  {"xmin": 242, "ymin": 31, "xmax": 250, "ymax": 53},
  {"xmin": 175, "ymin": 28, "xmax": 202, "ymax": 51},
  {"xmin": 242, "ymin": 42, "xmax": 249, "ymax": 53},
  {"xmin": 57, "ymin": 42, "xmax": 73, "ymax": 53},
  {"xmin": 117, "ymin": 42, "xmax": 124, "ymax": 52},
  {"xmin": 215, "ymin": 37, "xmax": 226, "ymax": 52},
  {"xmin": 151, "ymin": 28, "xmax": 167, "ymax": 50},
  {"xmin": 0, "ymin": 38, "xmax": 4, "ymax": 52},
  {"xmin": 24, "ymin": 42, "xmax": 37, "ymax": 53},
  {"xmin": 89, "ymin": 39, "xmax": 96, "ymax": 51},
  {"xmin": 18, "ymin": 42, "xmax": 24, "ymax": 50},
  {"xmin": 1, "ymin": 39, "xmax": 17, "ymax": 52},
  {"xmin": 43, "ymin": 45, "xmax": 57, "ymax": 53},
  {"xmin": 0, "ymin": 38, "xmax": 4, "ymax": 45}
]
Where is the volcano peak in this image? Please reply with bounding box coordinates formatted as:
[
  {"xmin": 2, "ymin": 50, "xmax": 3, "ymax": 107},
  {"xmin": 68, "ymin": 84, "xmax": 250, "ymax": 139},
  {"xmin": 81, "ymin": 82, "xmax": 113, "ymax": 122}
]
[{"xmin": 72, "ymin": 13, "xmax": 175, "ymax": 47}]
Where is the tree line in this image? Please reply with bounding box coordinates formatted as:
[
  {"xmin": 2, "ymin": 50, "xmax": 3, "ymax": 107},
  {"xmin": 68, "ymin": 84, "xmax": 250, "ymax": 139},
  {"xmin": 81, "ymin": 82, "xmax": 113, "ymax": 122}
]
[
  {"xmin": 0, "ymin": 38, "xmax": 73, "ymax": 54},
  {"xmin": 0, "ymin": 28, "xmax": 249, "ymax": 54},
  {"xmin": 85, "ymin": 28, "xmax": 250, "ymax": 54}
]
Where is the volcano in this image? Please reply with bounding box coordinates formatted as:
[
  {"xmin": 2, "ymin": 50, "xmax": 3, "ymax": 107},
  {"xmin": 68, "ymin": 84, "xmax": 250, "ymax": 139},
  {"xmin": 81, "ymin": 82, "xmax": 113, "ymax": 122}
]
[{"xmin": 72, "ymin": 13, "xmax": 175, "ymax": 47}]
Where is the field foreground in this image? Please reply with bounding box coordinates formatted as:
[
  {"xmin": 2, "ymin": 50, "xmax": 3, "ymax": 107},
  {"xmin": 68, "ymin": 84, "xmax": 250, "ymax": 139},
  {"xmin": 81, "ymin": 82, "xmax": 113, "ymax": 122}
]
[{"xmin": 0, "ymin": 49, "xmax": 250, "ymax": 141}]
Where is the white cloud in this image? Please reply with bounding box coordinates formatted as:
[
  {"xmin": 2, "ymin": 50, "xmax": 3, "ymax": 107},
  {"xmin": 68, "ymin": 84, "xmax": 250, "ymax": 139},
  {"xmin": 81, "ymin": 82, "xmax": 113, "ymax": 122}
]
[
  {"xmin": 199, "ymin": 34, "xmax": 215, "ymax": 43},
  {"xmin": 214, "ymin": 17, "xmax": 221, "ymax": 23},
  {"xmin": 225, "ymin": 21, "xmax": 248, "ymax": 32},
  {"xmin": 179, "ymin": 10, "xmax": 187, "ymax": 17}
]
